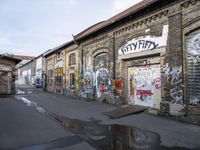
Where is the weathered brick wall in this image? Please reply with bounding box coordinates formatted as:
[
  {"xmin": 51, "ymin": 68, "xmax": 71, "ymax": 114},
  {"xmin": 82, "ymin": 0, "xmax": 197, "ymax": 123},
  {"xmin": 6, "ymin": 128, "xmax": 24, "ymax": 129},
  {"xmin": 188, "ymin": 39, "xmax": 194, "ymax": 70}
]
[
  {"xmin": 77, "ymin": 0, "xmax": 200, "ymax": 117},
  {"xmin": 181, "ymin": 0, "xmax": 200, "ymax": 117},
  {"xmin": 64, "ymin": 44, "xmax": 80, "ymax": 96},
  {"xmin": 114, "ymin": 10, "xmax": 168, "ymax": 105},
  {"xmin": 160, "ymin": 0, "xmax": 200, "ymax": 116},
  {"xmin": 0, "ymin": 59, "xmax": 16, "ymax": 94},
  {"xmin": 46, "ymin": 54, "xmax": 55, "ymax": 92}
]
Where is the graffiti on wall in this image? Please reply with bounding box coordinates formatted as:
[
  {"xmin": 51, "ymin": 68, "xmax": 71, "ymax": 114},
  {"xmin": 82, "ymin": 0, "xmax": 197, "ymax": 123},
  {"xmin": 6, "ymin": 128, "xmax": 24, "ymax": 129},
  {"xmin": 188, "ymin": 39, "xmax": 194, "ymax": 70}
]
[
  {"xmin": 128, "ymin": 65, "xmax": 161, "ymax": 108},
  {"xmin": 188, "ymin": 32, "xmax": 200, "ymax": 56},
  {"xmin": 120, "ymin": 40, "xmax": 159, "ymax": 55},
  {"xmin": 170, "ymin": 66, "xmax": 182, "ymax": 103},
  {"xmin": 83, "ymin": 71, "xmax": 93, "ymax": 94},
  {"xmin": 96, "ymin": 68, "xmax": 111, "ymax": 98},
  {"xmin": 187, "ymin": 31, "xmax": 200, "ymax": 104},
  {"xmin": 188, "ymin": 55, "xmax": 200, "ymax": 65},
  {"xmin": 162, "ymin": 63, "xmax": 183, "ymax": 103},
  {"xmin": 118, "ymin": 25, "xmax": 168, "ymax": 55},
  {"xmin": 162, "ymin": 63, "xmax": 170, "ymax": 81},
  {"xmin": 94, "ymin": 53, "xmax": 111, "ymax": 98}
]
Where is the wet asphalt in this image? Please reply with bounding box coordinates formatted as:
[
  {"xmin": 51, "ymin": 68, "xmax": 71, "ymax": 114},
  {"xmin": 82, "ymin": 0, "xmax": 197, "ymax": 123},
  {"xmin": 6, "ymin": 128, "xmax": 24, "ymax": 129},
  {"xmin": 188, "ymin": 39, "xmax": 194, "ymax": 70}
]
[
  {"xmin": 0, "ymin": 95, "xmax": 95, "ymax": 150},
  {"xmin": 0, "ymin": 87, "xmax": 200, "ymax": 150}
]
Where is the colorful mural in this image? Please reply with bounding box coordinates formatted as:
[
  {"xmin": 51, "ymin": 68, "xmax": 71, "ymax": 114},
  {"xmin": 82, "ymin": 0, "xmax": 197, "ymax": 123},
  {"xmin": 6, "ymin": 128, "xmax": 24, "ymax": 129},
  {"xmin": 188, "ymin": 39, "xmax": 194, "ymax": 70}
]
[
  {"xmin": 128, "ymin": 64, "xmax": 161, "ymax": 108},
  {"xmin": 94, "ymin": 52, "xmax": 111, "ymax": 98},
  {"xmin": 83, "ymin": 71, "xmax": 93, "ymax": 94},
  {"xmin": 96, "ymin": 68, "xmax": 111, "ymax": 98}
]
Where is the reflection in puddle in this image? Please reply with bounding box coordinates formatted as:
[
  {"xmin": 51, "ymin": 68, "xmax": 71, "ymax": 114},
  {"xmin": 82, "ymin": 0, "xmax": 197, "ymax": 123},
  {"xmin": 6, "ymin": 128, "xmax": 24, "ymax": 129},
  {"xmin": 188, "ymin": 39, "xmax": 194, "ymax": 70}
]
[
  {"xmin": 14, "ymin": 96, "xmax": 194, "ymax": 150},
  {"xmin": 16, "ymin": 89, "xmax": 33, "ymax": 95},
  {"xmin": 16, "ymin": 89, "xmax": 25, "ymax": 94},
  {"xmin": 53, "ymin": 115, "xmax": 161, "ymax": 150}
]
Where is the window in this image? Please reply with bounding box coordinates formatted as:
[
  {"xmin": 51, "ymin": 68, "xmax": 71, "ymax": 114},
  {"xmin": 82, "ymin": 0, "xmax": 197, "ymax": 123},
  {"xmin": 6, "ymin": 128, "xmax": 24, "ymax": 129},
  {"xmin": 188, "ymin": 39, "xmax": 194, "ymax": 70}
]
[
  {"xmin": 69, "ymin": 53, "xmax": 76, "ymax": 66},
  {"xmin": 57, "ymin": 52, "xmax": 61, "ymax": 60},
  {"xmin": 94, "ymin": 52, "xmax": 108, "ymax": 71},
  {"xmin": 70, "ymin": 73, "xmax": 75, "ymax": 86},
  {"xmin": 55, "ymin": 76, "xmax": 63, "ymax": 84},
  {"xmin": 54, "ymin": 68, "xmax": 63, "ymax": 84}
]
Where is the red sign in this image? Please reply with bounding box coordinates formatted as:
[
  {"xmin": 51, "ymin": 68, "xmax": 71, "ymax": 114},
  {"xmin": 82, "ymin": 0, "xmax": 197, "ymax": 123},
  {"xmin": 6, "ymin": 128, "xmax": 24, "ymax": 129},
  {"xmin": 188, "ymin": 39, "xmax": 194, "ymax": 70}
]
[{"xmin": 115, "ymin": 79, "xmax": 122, "ymax": 89}]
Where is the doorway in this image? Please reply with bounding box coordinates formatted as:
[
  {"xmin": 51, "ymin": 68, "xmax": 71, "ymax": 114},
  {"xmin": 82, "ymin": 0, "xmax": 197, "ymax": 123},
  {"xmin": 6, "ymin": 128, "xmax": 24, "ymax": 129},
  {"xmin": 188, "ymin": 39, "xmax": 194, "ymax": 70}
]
[{"xmin": 127, "ymin": 64, "xmax": 161, "ymax": 108}]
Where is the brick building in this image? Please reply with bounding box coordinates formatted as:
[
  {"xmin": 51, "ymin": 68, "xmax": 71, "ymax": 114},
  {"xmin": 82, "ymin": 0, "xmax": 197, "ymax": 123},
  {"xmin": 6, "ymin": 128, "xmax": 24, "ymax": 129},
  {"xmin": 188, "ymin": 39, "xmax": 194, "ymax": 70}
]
[
  {"xmin": 73, "ymin": 0, "xmax": 200, "ymax": 116},
  {"xmin": 44, "ymin": 41, "xmax": 79, "ymax": 95},
  {"xmin": 0, "ymin": 54, "xmax": 21, "ymax": 94}
]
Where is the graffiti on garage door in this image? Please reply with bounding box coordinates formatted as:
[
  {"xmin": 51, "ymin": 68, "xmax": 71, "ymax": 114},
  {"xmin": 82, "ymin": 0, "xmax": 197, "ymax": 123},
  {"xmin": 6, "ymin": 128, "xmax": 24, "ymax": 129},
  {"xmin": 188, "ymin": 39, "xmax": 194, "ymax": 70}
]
[{"xmin": 128, "ymin": 64, "xmax": 161, "ymax": 108}]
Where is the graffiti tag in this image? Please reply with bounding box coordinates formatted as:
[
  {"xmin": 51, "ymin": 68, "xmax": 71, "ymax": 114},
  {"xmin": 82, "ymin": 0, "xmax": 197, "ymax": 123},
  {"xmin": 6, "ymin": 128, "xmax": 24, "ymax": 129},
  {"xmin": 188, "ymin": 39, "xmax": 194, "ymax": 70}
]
[{"xmin": 120, "ymin": 40, "xmax": 159, "ymax": 55}]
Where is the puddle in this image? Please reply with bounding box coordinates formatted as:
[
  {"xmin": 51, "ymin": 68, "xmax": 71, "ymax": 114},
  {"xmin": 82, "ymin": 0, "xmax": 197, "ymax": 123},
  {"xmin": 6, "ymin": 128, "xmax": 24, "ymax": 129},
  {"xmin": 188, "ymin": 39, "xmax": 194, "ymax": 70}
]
[
  {"xmin": 16, "ymin": 89, "xmax": 33, "ymax": 95},
  {"xmin": 16, "ymin": 89, "xmax": 26, "ymax": 95},
  {"xmin": 52, "ymin": 115, "xmax": 194, "ymax": 150},
  {"xmin": 13, "ymin": 96, "xmax": 196, "ymax": 150},
  {"xmin": 53, "ymin": 115, "xmax": 161, "ymax": 150}
]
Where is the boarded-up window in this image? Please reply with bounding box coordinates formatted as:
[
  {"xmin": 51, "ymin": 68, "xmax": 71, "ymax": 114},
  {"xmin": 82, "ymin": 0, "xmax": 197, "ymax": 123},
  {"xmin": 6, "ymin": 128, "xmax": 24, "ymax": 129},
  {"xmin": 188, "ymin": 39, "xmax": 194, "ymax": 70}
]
[{"xmin": 187, "ymin": 30, "xmax": 200, "ymax": 104}]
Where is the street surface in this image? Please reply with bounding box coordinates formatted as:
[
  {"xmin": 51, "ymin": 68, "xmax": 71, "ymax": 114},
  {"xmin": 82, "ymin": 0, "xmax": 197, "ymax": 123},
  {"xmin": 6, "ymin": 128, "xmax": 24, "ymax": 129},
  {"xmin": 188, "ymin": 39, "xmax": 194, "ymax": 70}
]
[{"xmin": 0, "ymin": 87, "xmax": 200, "ymax": 150}]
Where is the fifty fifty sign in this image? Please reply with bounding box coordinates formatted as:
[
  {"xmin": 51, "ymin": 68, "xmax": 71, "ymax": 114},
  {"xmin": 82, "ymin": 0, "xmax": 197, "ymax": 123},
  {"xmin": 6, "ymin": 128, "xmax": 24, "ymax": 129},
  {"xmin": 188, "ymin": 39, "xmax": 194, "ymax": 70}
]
[
  {"xmin": 118, "ymin": 26, "xmax": 168, "ymax": 55},
  {"xmin": 118, "ymin": 36, "xmax": 165, "ymax": 55},
  {"xmin": 119, "ymin": 39, "xmax": 158, "ymax": 55}
]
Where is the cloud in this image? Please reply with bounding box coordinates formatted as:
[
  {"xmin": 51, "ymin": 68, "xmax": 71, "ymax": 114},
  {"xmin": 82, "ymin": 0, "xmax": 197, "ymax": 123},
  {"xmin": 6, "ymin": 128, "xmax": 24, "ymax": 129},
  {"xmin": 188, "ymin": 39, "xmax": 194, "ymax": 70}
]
[
  {"xmin": 0, "ymin": 0, "xmax": 143, "ymax": 56},
  {"xmin": 111, "ymin": 0, "xmax": 142, "ymax": 15}
]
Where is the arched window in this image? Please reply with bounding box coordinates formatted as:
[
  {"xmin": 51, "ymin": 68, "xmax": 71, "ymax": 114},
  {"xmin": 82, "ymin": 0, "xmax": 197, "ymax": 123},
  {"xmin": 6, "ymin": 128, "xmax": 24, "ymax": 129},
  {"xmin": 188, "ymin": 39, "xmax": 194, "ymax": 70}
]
[
  {"xmin": 69, "ymin": 53, "xmax": 76, "ymax": 66},
  {"xmin": 94, "ymin": 52, "xmax": 108, "ymax": 71}
]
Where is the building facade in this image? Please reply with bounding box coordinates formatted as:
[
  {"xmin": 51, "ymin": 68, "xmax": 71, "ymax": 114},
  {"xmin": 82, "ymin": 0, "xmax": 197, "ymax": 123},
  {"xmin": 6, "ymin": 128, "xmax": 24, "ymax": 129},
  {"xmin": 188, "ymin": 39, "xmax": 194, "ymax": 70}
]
[
  {"xmin": 44, "ymin": 42, "xmax": 79, "ymax": 95},
  {"xmin": 35, "ymin": 55, "xmax": 46, "ymax": 88},
  {"xmin": 17, "ymin": 59, "xmax": 36, "ymax": 86},
  {"xmin": 73, "ymin": 0, "xmax": 200, "ymax": 116},
  {"xmin": 45, "ymin": 52, "xmax": 56, "ymax": 92},
  {"xmin": 64, "ymin": 43, "xmax": 80, "ymax": 96},
  {"xmin": 16, "ymin": 55, "xmax": 45, "ymax": 88},
  {"xmin": 0, "ymin": 55, "xmax": 21, "ymax": 94}
]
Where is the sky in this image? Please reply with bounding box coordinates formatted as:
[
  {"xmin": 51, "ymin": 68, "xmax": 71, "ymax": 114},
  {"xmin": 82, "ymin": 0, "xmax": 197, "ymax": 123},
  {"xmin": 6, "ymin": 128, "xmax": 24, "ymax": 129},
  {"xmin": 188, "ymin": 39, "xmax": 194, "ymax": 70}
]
[{"xmin": 0, "ymin": 0, "xmax": 142, "ymax": 56}]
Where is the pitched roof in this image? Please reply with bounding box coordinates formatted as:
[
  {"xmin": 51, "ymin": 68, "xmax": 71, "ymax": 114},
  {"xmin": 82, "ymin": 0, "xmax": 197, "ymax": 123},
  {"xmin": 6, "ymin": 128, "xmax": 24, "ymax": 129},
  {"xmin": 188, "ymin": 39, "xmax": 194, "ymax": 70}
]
[
  {"xmin": 75, "ymin": 0, "xmax": 158, "ymax": 40},
  {"xmin": 0, "ymin": 54, "xmax": 22, "ymax": 64},
  {"xmin": 43, "ymin": 40, "xmax": 74, "ymax": 57},
  {"xmin": 11, "ymin": 55, "xmax": 35, "ymax": 60}
]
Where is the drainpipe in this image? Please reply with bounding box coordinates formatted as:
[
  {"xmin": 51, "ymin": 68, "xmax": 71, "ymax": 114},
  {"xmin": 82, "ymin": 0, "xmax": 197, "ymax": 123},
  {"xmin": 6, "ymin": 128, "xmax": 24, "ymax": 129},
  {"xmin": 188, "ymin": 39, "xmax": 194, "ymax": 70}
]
[
  {"xmin": 112, "ymin": 36, "xmax": 116, "ymax": 80},
  {"xmin": 81, "ymin": 46, "xmax": 84, "ymax": 75}
]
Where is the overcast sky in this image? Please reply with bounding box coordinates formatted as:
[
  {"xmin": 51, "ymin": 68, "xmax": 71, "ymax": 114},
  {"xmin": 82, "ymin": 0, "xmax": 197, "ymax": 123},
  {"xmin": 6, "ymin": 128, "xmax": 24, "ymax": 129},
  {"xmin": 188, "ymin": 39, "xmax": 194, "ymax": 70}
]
[{"xmin": 0, "ymin": 0, "xmax": 142, "ymax": 56}]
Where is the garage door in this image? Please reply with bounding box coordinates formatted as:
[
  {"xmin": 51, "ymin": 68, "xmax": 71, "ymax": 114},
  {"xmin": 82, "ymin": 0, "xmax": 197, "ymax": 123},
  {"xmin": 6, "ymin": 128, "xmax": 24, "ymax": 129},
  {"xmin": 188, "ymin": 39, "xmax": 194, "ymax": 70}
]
[{"xmin": 127, "ymin": 64, "xmax": 161, "ymax": 108}]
